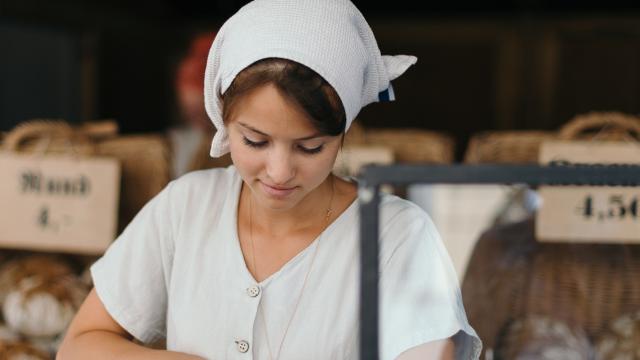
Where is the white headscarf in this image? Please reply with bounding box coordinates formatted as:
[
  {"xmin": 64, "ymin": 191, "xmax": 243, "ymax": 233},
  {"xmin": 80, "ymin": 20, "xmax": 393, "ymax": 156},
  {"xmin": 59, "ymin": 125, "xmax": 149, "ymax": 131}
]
[{"xmin": 204, "ymin": 0, "xmax": 417, "ymax": 158}]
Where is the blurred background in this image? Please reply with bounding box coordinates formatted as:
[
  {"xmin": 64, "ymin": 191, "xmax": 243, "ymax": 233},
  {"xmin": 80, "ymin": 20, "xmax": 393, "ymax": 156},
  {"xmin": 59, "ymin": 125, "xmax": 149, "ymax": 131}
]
[
  {"xmin": 2, "ymin": 1, "xmax": 640, "ymax": 359},
  {"xmin": 3, "ymin": 0, "xmax": 640, "ymax": 158}
]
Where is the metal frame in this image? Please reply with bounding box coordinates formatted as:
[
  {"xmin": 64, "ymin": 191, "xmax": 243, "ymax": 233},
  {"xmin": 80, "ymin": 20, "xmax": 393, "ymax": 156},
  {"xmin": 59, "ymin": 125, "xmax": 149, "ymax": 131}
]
[{"xmin": 357, "ymin": 164, "xmax": 640, "ymax": 360}]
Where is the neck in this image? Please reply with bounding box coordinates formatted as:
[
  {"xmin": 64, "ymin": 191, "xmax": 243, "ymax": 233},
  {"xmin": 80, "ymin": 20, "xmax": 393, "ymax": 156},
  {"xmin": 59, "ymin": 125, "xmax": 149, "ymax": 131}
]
[{"xmin": 242, "ymin": 175, "xmax": 334, "ymax": 237}]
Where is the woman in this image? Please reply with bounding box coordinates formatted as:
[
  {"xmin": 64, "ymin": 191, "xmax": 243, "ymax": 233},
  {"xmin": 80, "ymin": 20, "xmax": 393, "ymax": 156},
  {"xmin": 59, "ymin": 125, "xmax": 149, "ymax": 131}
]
[{"xmin": 57, "ymin": 0, "xmax": 481, "ymax": 359}]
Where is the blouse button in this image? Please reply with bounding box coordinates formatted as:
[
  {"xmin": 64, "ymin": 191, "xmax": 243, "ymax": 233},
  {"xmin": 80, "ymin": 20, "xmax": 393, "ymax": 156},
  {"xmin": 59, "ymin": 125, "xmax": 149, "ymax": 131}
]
[
  {"xmin": 235, "ymin": 340, "xmax": 250, "ymax": 353},
  {"xmin": 246, "ymin": 285, "xmax": 261, "ymax": 297}
]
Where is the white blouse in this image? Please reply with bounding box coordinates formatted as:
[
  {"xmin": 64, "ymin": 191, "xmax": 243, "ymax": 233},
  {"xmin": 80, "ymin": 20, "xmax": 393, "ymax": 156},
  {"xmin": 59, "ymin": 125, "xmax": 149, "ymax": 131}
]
[{"xmin": 91, "ymin": 165, "xmax": 481, "ymax": 359}]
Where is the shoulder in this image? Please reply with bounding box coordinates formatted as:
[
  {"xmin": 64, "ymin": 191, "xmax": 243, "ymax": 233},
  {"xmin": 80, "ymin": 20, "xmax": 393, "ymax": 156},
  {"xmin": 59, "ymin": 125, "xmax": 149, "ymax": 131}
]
[
  {"xmin": 171, "ymin": 164, "xmax": 238, "ymax": 191},
  {"xmin": 379, "ymin": 193, "xmax": 432, "ymax": 230},
  {"xmin": 377, "ymin": 193, "xmax": 440, "ymax": 265},
  {"xmin": 144, "ymin": 165, "xmax": 240, "ymax": 239},
  {"xmin": 166, "ymin": 165, "xmax": 239, "ymax": 200},
  {"xmin": 160, "ymin": 165, "xmax": 240, "ymax": 213}
]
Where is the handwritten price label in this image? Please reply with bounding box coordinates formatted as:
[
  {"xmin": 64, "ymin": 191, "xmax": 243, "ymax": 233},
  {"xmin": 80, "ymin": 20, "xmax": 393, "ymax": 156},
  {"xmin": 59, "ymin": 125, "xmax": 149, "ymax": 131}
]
[
  {"xmin": 36, "ymin": 206, "xmax": 75, "ymax": 233},
  {"xmin": 0, "ymin": 153, "xmax": 120, "ymax": 254}
]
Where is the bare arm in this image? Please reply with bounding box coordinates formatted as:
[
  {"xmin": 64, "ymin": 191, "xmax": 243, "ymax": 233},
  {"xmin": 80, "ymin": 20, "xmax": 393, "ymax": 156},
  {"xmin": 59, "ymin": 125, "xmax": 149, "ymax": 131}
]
[
  {"xmin": 396, "ymin": 339, "xmax": 455, "ymax": 360},
  {"xmin": 56, "ymin": 288, "xmax": 203, "ymax": 360}
]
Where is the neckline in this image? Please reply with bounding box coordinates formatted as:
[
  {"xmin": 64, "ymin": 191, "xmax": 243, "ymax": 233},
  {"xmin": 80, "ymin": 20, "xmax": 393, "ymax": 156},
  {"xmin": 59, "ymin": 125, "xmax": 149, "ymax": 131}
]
[{"xmin": 229, "ymin": 167, "xmax": 359, "ymax": 286}]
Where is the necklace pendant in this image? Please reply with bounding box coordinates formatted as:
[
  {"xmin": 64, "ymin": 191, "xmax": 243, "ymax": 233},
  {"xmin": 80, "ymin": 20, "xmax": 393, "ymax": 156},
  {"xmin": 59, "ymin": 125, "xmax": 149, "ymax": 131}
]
[{"xmin": 325, "ymin": 208, "xmax": 333, "ymax": 222}]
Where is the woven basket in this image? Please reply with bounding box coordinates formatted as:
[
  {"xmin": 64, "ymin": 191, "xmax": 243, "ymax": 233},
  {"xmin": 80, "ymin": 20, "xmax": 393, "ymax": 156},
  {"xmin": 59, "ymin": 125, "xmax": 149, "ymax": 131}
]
[
  {"xmin": 464, "ymin": 111, "xmax": 640, "ymax": 164},
  {"xmin": 96, "ymin": 135, "xmax": 170, "ymax": 230},
  {"xmin": 2, "ymin": 120, "xmax": 97, "ymax": 156},
  {"xmin": 558, "ymin": 111, "xmax": 640, "ymax": 142},
  {"xmin": 462, "ymin": 219, "xmax": 640, "ymax": 358},
  {"xmin": 462, "ymin": 113, "xmax": 640, "ymax": 357},
  {"xmin": 464, "ymin": 131, "xmax": 556, "ymax": 164},
  {"xmin": 344, "ymin": 123, "xmax": 455, "ymax": 164},
  {"xmin": 1, "ymin": 120, "xmax": 171, "ymax": 232}
]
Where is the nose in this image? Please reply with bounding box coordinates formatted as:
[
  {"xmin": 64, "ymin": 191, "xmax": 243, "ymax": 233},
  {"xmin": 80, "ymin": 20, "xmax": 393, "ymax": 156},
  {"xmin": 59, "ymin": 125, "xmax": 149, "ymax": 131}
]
[{"xmin": 265, "ymin": 146, "xmax": 295, "ymax": 186}]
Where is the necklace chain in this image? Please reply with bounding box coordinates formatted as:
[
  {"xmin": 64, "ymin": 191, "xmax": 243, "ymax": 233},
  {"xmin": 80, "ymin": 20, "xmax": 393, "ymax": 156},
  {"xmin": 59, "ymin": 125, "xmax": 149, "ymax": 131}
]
[{"xmin": 248, "ymin": 176, "xmax": 335, "ymax": 360}]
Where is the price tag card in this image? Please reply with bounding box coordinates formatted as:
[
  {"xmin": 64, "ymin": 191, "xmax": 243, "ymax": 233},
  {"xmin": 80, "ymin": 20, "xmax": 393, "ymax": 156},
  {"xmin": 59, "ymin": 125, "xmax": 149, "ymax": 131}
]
[
  {"xmin": 536, "ymin": 141, "xmax": 640, "ymax": 243},
  {"xmin": 0, "ymin": 153, "xmax": 120, "ymax": 254},
  {"xmin": 333, "ymin": 146, "xmax": 394, "ymax": 178}
]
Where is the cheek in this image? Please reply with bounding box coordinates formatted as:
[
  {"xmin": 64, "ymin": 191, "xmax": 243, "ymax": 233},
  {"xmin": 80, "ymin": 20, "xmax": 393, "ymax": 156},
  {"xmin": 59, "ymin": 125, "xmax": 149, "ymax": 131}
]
[
  {"xmin": 229, "ymin": 135, "xmax": 340, "ymax": 182},
  {"xmin": 229, "ymin": 136, "xmax": 262, "ymax": 174},
  {"xmin": 299, "ymin": 147, "xmax": 340, "ymax": 181}
]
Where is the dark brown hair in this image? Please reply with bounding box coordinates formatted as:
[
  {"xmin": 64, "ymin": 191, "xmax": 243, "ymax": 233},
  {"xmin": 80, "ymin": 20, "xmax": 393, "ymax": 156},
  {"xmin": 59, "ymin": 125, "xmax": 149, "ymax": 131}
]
[{"xmin": 221, "ymin": 58, "xmax": 346, "ymax": 138}]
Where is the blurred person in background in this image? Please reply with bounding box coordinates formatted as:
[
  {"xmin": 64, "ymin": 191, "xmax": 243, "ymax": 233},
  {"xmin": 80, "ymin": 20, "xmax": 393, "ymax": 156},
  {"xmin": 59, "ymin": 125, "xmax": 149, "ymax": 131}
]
[{"xmin": 170, "ymin": 31, "xmax": 232, "ymax": 178}]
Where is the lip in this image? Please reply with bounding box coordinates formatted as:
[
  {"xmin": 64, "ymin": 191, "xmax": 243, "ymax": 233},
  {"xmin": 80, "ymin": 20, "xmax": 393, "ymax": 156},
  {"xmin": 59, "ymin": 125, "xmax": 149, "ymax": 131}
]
[{"xmin": 260, "ymin": 181, "xmax": 297, "ymax": 197}]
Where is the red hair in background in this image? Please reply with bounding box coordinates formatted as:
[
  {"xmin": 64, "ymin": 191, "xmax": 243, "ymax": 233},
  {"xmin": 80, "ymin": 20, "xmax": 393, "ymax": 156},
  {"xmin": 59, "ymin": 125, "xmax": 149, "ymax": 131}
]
[{"xmin": 175, "ymin": 32, "xmax": 216, "ymax": 131}]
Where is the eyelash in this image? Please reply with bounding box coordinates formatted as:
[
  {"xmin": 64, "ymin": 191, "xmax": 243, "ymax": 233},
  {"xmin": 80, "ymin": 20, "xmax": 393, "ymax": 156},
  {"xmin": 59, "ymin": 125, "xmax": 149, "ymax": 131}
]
[{"xmin": 242, "ymin": 137, "xmax": 324, "ymax": 155}]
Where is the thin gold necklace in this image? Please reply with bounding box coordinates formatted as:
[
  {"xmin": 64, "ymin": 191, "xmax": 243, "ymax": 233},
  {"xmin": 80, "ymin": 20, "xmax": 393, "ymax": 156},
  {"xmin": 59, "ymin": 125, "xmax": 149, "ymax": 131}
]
[{"xmin": 248, "ymin": 175, "xmax": 335, "ymax": 360}]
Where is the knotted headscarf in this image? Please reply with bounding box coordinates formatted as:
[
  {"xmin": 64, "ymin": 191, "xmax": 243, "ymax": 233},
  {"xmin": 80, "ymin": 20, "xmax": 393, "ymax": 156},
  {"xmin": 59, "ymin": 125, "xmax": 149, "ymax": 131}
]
[{"xmin": 204, "ymin": 0, "xmax": 417, "ymax": 157}]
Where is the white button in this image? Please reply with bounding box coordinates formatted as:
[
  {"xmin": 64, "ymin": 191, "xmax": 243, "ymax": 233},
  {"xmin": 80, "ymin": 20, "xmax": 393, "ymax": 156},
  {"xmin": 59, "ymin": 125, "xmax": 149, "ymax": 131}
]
[
  {"xmin": 246, "ymin": 285, "xmax": 260, "ymax": 297},
  {"xmin": 236, "ymin": 340, "xmax": 250, "ymax": 353}
]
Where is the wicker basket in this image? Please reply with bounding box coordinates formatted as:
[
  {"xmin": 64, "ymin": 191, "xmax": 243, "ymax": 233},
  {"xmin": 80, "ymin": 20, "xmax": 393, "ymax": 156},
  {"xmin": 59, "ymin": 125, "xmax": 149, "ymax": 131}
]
[
  {"xmin": 464, "ymin": 131, "xmax": 556, "ymax": 164},
  {"xmin": 558, "ymin": 111, "xmax": 640, "ymax": 142},
  {"xmin": 344, "ymin": 123, "xmax": 455, "ymax": 164},
  {"xmin": 1, "ymin": 120, "xmax": 171, "ymax": 232},
  {"xmin": 462, "ymin": 112, "xmax": 640, "ymax": 357},
  {"xmin": 462, "ymin": 219, "xmax": 640, "ymax": 358},
  {"xmin": 96, "ymin": 135, "xmax": 171, "ymax": 230},
  {"xmin": 464, "ymin": 111, "xmax": 640, "ymax": 164}
]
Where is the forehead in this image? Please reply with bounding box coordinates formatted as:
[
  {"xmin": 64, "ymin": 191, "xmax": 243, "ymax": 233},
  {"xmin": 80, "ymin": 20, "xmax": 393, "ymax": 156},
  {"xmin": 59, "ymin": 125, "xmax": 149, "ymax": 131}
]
[{"xmin": 229, "ymin": 83, "xmax": 320, "ymax": 138}]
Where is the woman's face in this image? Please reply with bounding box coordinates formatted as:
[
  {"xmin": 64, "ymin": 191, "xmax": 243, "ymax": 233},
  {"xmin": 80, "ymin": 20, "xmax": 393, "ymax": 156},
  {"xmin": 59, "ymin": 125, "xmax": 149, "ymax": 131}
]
[{"xmin": 227, "ymin": 83, "xmax": 342, "ymax": 211}]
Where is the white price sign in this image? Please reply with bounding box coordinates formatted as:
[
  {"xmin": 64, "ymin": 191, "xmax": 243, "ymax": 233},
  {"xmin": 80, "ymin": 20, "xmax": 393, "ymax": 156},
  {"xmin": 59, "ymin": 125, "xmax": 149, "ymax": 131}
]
[
  {"xmin": 536, "ymin": 141, "xmax": 640, "ymax": 243},
  {"xmin": 0, "ymin": 153, "xmax": 120, "ymax": 254}
]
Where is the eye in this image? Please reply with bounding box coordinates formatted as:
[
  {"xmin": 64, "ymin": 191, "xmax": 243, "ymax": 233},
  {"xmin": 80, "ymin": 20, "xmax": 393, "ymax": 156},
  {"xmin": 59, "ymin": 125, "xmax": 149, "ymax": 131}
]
[
  {"xmin": 242, "ymin": 137, "xmax": 267, "ymax": 148},
  {"xmin": 298, "ymin": 144, "xmax": 324, "ymax": 155}
]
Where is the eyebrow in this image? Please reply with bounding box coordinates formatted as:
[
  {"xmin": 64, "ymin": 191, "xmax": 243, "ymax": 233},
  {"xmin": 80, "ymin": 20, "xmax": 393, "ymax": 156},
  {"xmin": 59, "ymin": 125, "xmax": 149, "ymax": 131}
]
[{"xmin": 238, "ymin": 122, "xmax": 323, "ymax": 141}]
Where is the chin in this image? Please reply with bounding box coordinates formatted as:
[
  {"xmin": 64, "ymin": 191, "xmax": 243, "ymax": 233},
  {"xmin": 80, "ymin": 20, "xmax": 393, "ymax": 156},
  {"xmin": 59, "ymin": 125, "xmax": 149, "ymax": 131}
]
[
  {"xmin": 250, "ymin": 181, "xmax": 301, "ymax": 206},
  {"xmin": 260, "ymin": 195, "xmax": 301, "ymax": 212}
]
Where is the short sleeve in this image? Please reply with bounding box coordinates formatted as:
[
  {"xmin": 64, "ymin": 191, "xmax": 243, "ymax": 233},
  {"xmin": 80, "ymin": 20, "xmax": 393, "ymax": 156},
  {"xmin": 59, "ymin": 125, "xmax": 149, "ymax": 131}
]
[
  {"xmin": 379, "ymin": 206, "xmax": 482, "ymax": 360},
  {"xmin": 90, "ymin": 180, "xmax": 179, "ymax": 344}
]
